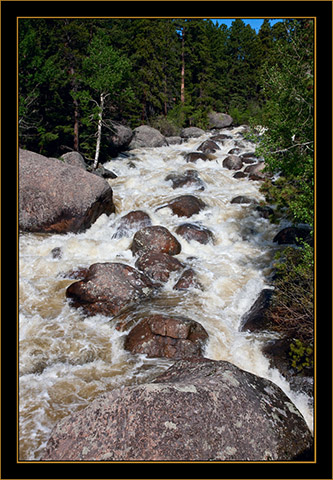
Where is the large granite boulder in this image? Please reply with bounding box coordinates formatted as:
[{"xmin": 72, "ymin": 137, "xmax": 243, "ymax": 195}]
[
  {"xmin": 208, "ymin": 111, "xmax": 233, "ymax": 129},
  {"xmin": 42, "ymin": 357, "xmax": 313, "ymax": 461},
  {"xmin": 66, "ymin": 262, "xmax": 156, "ymax": 317},
  {"xmin": 180, "ymin": 127, "xmax": 205, "ymax": 139},
  {"xmin": 19, "ymin": 149, "xmax": 115, "ymax": 234},
  {"xmin": 129, "ymin": 125, "xmax": 167, "ymax": 149},
  {"xmin": 105, "ymin": 123, "xmax": 133, "ymax": 156},
  {"xmin": 124, "ymin": 314, "xmax": 208, "ymax": 358}
]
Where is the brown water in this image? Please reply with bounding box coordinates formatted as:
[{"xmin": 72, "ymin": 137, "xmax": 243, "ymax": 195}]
[{"xmin": 19, "ymin": 127, "xmax": 313, "ymax": 460}]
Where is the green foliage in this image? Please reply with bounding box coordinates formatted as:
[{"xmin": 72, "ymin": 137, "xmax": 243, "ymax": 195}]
[
  {"xmin": 268, "ymin": 243, "xmax": 314, "ymax": 346},
  {"xmin": 289, "ymin": 339, "xmax": 313, "ymax": 372}
]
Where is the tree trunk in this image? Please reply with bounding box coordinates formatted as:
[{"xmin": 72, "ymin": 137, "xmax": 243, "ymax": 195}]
[
  {"xmin": 73, "ymin": 95, "xmax": 80, "ymax": 151},
  {"xmin": 181, "ymin": 26, "xmax": 185, "ymax": 105},
  {"xmin": 93, "ymin": 93, "xmax": 105, "ymax": 170}
]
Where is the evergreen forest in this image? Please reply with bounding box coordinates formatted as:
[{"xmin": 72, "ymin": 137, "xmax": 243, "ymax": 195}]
[{"xmin": 19, "ymin": 18, "xmax": 314, "ymax": 367}]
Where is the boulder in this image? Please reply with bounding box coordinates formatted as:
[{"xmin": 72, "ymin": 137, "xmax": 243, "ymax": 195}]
[
  {"xmin": 160, "ymin": 195, "xmax": 206, "ymax": 218},
  {"xmin": 207, "ymin": 111, "xmax": 233, "ymax": 129},
  {"xmin": 19, "ymin": 149, "xmax": 115, "ymax": 234},
  {"xmin": 197, "ymin": 139, "xmax": 220, "ymax": 154},
  {"xmin": 42, "ymin": 357, "xmax": 313, "ymax": 461},
  {"xmin": 60, "ymin": 151, "xmax": 87, "ymax": 170},
  {"xmin": 244, "ymin": 161, "xmax": 266, "ymax": 177},
  {"xmin": 233, "ymin": 172, "xmax": 248, "ymax": 179},
  {"xmin": 66, "ymin": 262, "xmax": 156, "ymax": 317},
  {"xmin": 184, "ymin": 151, "xmax": 210, "ymax": 163},
  {"xmin": 240, "ymin": 289, "xmax": 273, "ymax": 332},
  {"xmin": 231, "ymin": 196, "xmax": 258, "ymax": 205},
  {"xmin": 129, "ymin": 125, "xmax": 167, "ymax": 149},
  {"xmin": 210, "ymin": 133, "xmax": 232, "ymax": 142},
  {"xmin": 124, "ymin": 314, "xmax": 208, "ymax": 359},
  {"xmin": 273, "ymin": 226, "xmax": 312, "ymax": 245},
  {"xmin": 105, "ymin": 123, "xmax": 133, "ymax": 156},
  {"xmin": 135, "ymin": 252, "xmax": 183, "ymax": 283},
  {"xmin": 175, "ymin": 223, "xmax": 214, "ymax": 244},
  {"xmin": 173, "ymin": 268, "xmax": 202, "ymax": 291},
  {"xmin": 180, "ymin": 127, "xmax": 205, "ymax": 139},
  {"xmin": 165, "ymin": 170, "xmax": 205, "ymax": 190},
  {"xmin": 113, "ymin": 210, "xmax": 152, "ymax": 239},
  {"xmin": 166, "ymin": 136, "xmax": 182, "ymax": 145},
  {"xmin": 131, "ymin": 226, "xmax": 181, "ymax": 256},
  {"xmin": 222, "ymin": 155, "xmax": 243, "ymax": 171}
]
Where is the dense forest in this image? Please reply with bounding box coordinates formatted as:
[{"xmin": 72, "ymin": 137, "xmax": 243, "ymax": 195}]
[{"xmin": 19, "ymin": 18, "xmax": 314, "ymax": 369}]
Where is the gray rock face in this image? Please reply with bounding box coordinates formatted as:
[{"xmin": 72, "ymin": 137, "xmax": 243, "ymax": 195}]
[
  {"xmin": 19, "ymin": 149, "xmax": 115, "ymax": 233},
  {"xmin": 42, "ymin": 358, "xmax": 313, "ymax": 461},
  {"xmin": 208, "ymin": 111, "xmax": 233, "ymax": 129},
  {"xmin": 129, "ymin": 125, "xmax": 167, "ymax": 149},
  {"xmin": 180, "ymin": 127, "xmax": 205, "ymax": 139}
]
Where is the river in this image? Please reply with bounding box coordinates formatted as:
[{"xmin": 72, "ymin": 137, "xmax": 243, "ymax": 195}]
[{"xmin": 19, "ymin": 126, "xmax": 313, "ymax": 460}]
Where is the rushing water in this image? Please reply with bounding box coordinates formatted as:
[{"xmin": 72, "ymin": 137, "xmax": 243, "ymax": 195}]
[{"xmin": 19, "ymin": 127, "xmax": 313, "ymax": 460}]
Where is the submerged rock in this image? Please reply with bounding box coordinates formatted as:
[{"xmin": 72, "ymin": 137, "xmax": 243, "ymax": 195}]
[
  {"xmin": 113, "ymin": 210, "xmax": 152, "ymax": 239},
  {"xmin": 165, "ymin": 169, "xmax": 205, "ymax": 190},
  {"xmin": 66, "ymin": 262, "xmax": 156, "ymax": 317},
  {"xmin": 124, "ymin": 314, "xmax": 208, "ymax": 358},
  {"xmin": 19, "ymin": 149, "xmax": 115, "ymax": 234},
  {"xmin": 42, "ymin": 357, "xmax": 313, "ymax": 461}
]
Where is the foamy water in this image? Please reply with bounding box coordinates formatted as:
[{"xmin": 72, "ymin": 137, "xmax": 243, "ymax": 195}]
[{"xmin": 19, "ymin": 127, "xmax": 313, "ymax": 460}]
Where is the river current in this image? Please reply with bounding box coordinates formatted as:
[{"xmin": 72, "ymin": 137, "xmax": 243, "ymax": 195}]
[{"xmin": 19, "ymin": 126, "xmax": 313, "ymax": 460}]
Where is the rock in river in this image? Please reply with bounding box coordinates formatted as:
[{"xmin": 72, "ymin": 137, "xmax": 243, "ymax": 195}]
[
  {"xmin": 131, "ymin": 225, "xmax": 181, "ymax": 256},
  {"xmin": 135, "ymin": 251, "xmax": 184, "ymax": 283},
  {"xmin": 19, "ymin": 149, "xmax": 115, "ymax": 234},
  {"xmin": 66, "ymin": 262, "xmax": 156, "ymax": 317},
  {"xmin": 42, "ymin": 357, "xmax": 313, "ymax": 461},
  {"xmin": 159, "ymin": 195, "xmax": 206, "ymax": 218},
  {"xmin": 124, "ymin": 314, "xmax": 208, "ymax": 358}
]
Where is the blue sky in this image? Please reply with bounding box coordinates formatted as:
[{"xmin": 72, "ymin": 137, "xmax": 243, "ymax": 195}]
[{"xmin": 212, "ymin": 18, "xmax": 282, "ymax": 33}]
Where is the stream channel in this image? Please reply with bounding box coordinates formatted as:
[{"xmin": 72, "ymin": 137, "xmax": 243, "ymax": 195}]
[{"xmin": 19, "ymin": 126, "xmax": 313, "ymax": 460}]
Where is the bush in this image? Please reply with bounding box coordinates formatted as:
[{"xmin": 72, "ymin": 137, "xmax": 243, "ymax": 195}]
[{"xmin": 268, "ymin": 243, "xmax": 314, "ymax": 346}]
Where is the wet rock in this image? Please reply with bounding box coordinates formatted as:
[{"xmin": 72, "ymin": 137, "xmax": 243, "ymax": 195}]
[
  {"xmin": 207, "ymin": 111, "xmax": 233, "ymax": 129},
  {"xmin": 129, "ymin": 125, "xmax": 167, "ymax": 149},
  {"xmin": 273, "ymin": 226, "xmax": 312, "ymax": 245},
  {"xmin": 244, "ymin": 161, "xmax": 266, "ymax": 176},
  {"xmin": 233, "ymin": 172, "xmax": 248, "ymax": 179},
  {"xmin": 210, "ymin": 133, "xmax": 232, "ymax": 142},
  {"xmin": 124, "ymin": 314, "xmax": 208, "ymax": 359},
  {"xmin": 240, "ymin": 289, "xmax": 273, "ymax": 332},
  {"xmin": 113, "ymin": 210, "xmax": 152, "ymax": 239},
  {"xmin": 197, "ymin": 139, "xmax": 220, "ymax": 154},
  {"xmin": 19, "ymin": 149, "xmax": 115, "ymax": 234},
  {"xmin": 222, "ymin": 155, "xmax": 243, "ymax": 171},
  {"xmin": 135, "ymin": 252, "xmax": 183, "ymax": 283},
  {"xmin": 50, "ymin": 247, "xmax": 62, "ymax": 259},
  {"xmin": 131, "ymin": 225, "xmax": 181, "ymax": 256},
  {"xmin": 228, "ymin": 147, "xmax": 241, "ymax": 155},
  {"xmin": 63, "ymin": 266, "xmax": 89, "ymax": 280},
  {"xmin": 184, "ymin": 151, "xmax": 209, "ymax": 163},
  {"xmin": 66, "ymin": 262, "xmax": 156, "ymax": 317},
  {"xmin": 255, "ymin": 205, "xmax": 274, "ymax": 219},
  {"xmin": 161, "ymin": 195, "xmax": 206, "ymax": 218},
  {"xmin": 240, "ymin": 152, "xmax": 257, "ymax": 163},
  {"xmin": 231, "ymin": 196, "xmax": 258, "ymax": 205},
  {"xmin": 180, "ymin": 127, "xmax": 205, "ymax": 139},
  {"xmin": 89, "ymin": 165, "xmax": 117, "ymax": 179},
  {"xmin": 175, "ymin": 223, "xmax": 214, "ymax": 244},
  {"xmin": 42, "ymin": 357, "xmax": 313, "ymax": 461},
  {"xmin": 166, "ymin": 136, "xmax": 182, "ymax": 145},
  {"xmin": 173, "ymin": 268, "xmax": 202, "ymax": 291},
  {"xmin": 165, "ymin": 170, "xmax": 205, "ymax": 190}
]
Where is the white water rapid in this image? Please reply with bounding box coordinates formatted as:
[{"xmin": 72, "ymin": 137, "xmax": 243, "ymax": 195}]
[{"xmin": 19, "ymin": 126, "xmax": 313, "ymax": 460}]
